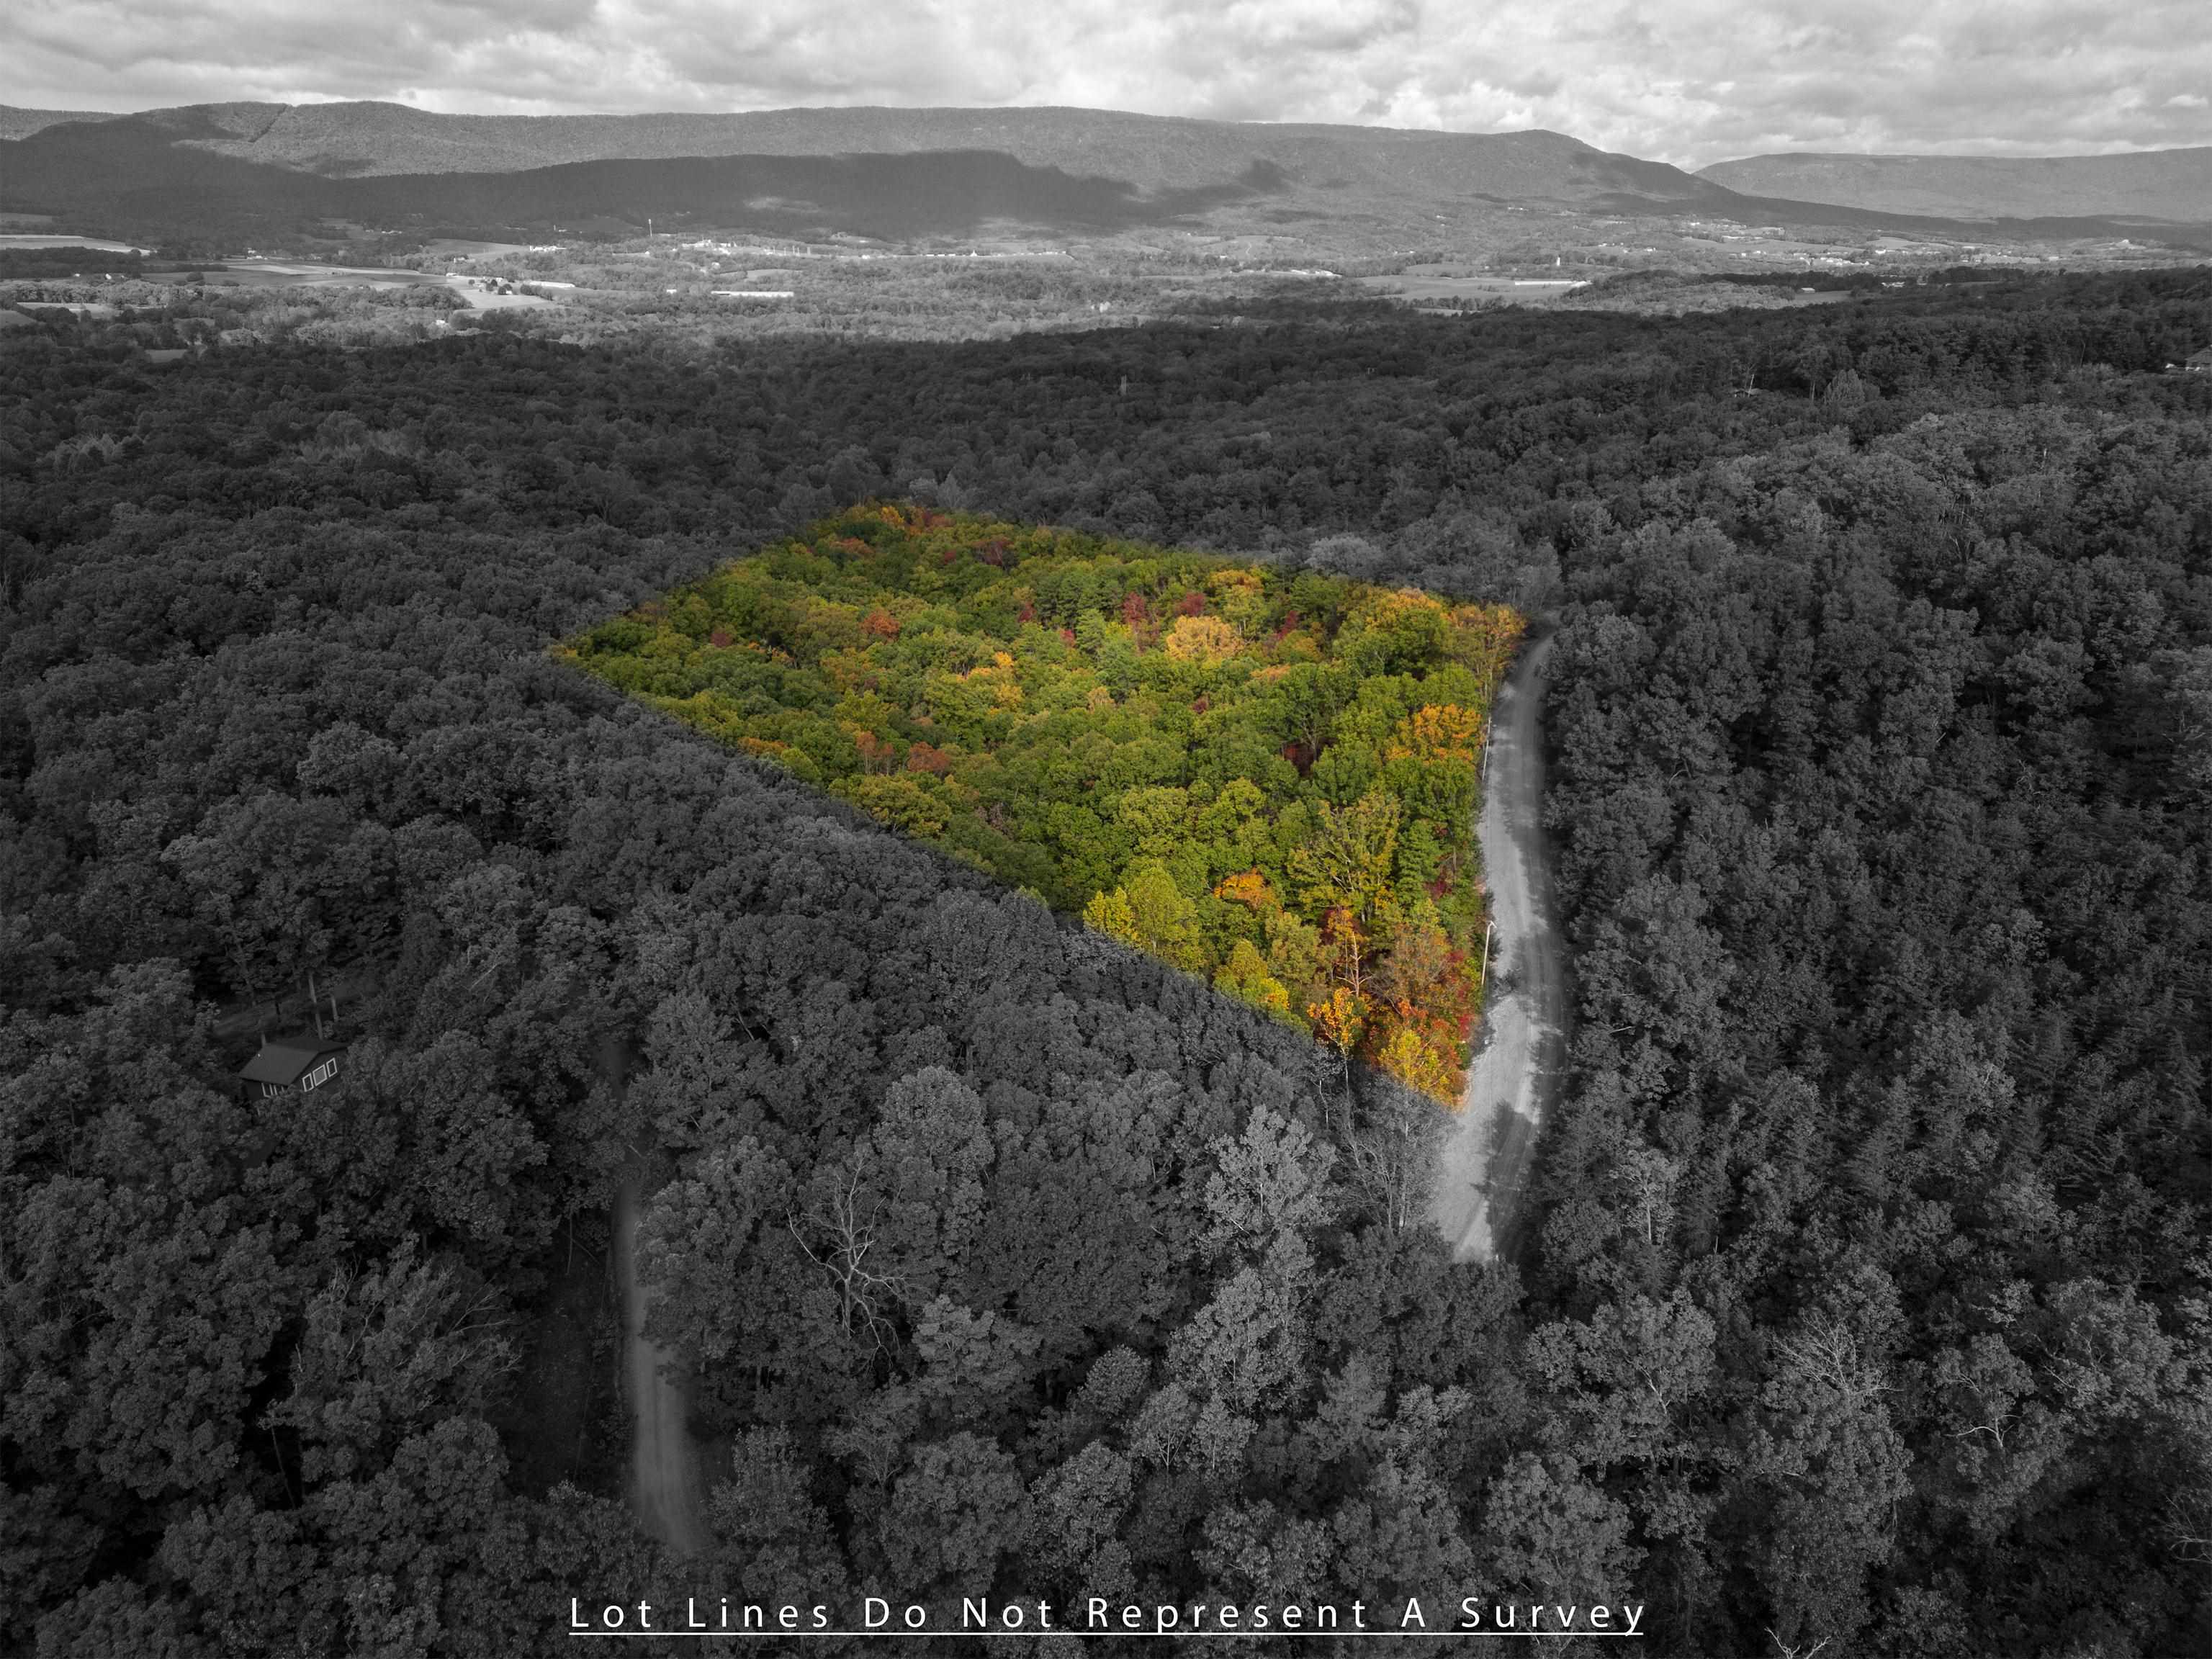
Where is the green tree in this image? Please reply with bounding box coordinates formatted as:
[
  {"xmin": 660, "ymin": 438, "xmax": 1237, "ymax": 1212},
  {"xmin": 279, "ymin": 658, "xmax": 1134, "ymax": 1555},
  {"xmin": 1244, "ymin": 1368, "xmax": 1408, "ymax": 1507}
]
[
  {"xmin": 1481, "ymin": 1451, "xmax": 1642, "ymax": 1601},
  {"xmin": 1288, "ymin": 791, "xmax": 1401, "ymax": 929},
  {"xmin": 872, "ymin": 1434, "xmax": 1028, "ymax": 1601},
  {"xmin": 265, "ymin": 1237, "xmax": 515, "ymax": 1482}
]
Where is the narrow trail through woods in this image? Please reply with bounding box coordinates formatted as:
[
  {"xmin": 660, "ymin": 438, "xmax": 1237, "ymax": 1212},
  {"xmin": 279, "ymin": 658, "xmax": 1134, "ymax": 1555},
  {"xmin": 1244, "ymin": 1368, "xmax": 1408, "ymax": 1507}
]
[
  {"xmin": 1433, "ymin": 630, "xmax": 1566, "ymax": 1262},
  {"xmin": 599, "ymin": 1038, "xmax": 709, "ymax": 1555}
]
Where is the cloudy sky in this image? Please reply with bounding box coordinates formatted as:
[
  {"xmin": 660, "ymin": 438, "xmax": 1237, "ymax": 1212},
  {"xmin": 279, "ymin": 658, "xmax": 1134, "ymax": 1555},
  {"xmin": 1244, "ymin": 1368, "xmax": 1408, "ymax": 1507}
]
[{"xmin": 6, "ymin": 0, "xmax": 2208, "ymax": 168}]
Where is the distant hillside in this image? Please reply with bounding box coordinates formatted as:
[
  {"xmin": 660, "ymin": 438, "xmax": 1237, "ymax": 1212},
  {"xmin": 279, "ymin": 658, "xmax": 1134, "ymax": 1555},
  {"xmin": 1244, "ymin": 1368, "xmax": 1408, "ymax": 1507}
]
[
  {"xmin": 6, "ymin": 99, "xmax": 1737, "ymax": 207},
  {"xmin": 4, "ymin": 100, "xmax": 2206, "ymax": 251},
  {"xmin": 0, "ymin": 104, "xmax": 109, "ymax": 141},
  {"xmin": 1701, "ymin": 148, "xmax": 2212, "ymax": 223},
  {"xmin": 0, "ymin": 102, "xmax": 1761, "ymax": 245}
]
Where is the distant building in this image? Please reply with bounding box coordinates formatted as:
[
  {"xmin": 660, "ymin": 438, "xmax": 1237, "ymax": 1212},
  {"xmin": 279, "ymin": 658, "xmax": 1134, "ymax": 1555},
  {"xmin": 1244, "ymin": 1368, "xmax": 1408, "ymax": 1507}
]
[
  {"xmin": 239, "ymin": 1035, "xmax": 346, "ymax": 1100},
  {"xmin": 2185, "ymin": 349, "xmax": 2212, "ymax": 373}
]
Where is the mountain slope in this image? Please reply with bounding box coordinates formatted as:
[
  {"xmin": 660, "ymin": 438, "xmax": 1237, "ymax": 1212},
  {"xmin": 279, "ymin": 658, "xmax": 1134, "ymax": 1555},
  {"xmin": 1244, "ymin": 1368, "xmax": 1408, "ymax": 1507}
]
[
  {"xmin": 5, "ymin": 101, "xmax": 2206, "ymax": 250},
  {"xmin": 1701, "ymin": 147, "xmax": 2212, "ymax": 222},
  {"xmin": 0, "ymin": 114, "xmax": 1295, "ymax": 241},
  {"xmin": 9, "ymin": 99, "xmax": 1734, "ymax": 209},
  {"xmin": 0, "ymin": 102, "xmax": 1763, "ymax": 243},
  {"xmin": 0, "ymin": 104, "xmax": 111, "ymax": 141}
]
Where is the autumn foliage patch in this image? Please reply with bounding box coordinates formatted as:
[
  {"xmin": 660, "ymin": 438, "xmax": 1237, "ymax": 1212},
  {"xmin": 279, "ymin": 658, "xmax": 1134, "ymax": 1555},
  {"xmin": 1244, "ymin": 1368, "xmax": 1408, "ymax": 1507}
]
[{"xmin": 564, "ymin": 504, "xmax": 1523, "ymax": 1099}]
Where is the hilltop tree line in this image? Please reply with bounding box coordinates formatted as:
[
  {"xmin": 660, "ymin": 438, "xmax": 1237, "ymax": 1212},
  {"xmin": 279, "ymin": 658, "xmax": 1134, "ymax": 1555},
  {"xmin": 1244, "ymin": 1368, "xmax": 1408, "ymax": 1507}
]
[{"xmin": 1, "ymin": 270, "xmax": 2208, "ymax": 1655}]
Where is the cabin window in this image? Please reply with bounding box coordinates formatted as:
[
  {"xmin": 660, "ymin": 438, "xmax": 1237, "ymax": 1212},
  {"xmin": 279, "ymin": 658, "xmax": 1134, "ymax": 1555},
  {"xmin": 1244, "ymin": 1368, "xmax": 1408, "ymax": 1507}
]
[{"xmin": 302, "ymin": 1059, "xmax": 338, "ymax": 1092}]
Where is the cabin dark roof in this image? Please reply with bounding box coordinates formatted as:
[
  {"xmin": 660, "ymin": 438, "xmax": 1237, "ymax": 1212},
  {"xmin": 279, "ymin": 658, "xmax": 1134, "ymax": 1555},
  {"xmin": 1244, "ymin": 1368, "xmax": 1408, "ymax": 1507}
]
[{"xmin": 238, "ymin": 1035, "xmax": 346, "ymax": 1086}]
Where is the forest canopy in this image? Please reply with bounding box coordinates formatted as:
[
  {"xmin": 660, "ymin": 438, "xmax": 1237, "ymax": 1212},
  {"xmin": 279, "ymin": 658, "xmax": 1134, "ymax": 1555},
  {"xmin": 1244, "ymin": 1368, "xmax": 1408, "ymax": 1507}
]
[
  {"xmin": 2, "ymin": 269, "xmax": 2209, "ymax": 1658},
  {"xmin": 564, "ymin": 505, "xmax": 1524, "ymax": 1100}
]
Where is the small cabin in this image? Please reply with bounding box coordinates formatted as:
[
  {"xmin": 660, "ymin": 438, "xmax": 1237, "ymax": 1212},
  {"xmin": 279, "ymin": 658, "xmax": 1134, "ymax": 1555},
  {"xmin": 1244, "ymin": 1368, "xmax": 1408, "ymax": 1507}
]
[
  {"xmin": 2187, "ymin": 349, "xmax": 2212, "ymax": 374},
  {"xmin": 239, "ymin": 1035, "xmax": 346, "ymax": 1100}
]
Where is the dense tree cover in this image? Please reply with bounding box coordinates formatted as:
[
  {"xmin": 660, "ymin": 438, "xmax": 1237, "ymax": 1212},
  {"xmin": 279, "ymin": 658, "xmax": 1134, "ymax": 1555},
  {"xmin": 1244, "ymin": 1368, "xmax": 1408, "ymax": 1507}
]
[
  {"xmin": 0, "ymin": 276, "xmax": 470, "ymax": 367},
  {"xmin": 0, "ymin": 248, "xmax": 153, "ymax": 280},
  {"xmin": 1531, "ymin": 405, "xmax": 2212, "ymax": 1654},
  {"xmin": 2, "ymin": 268, "xmax": 2209, "ymax": 1655},
  {"xmin": 567, "ymin": 505, "xmax": 1521, "ymax": 1098}
]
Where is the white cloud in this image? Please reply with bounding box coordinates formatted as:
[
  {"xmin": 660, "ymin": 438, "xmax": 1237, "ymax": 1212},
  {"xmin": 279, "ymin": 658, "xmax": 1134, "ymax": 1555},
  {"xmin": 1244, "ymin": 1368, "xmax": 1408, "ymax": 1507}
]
[{"xmin": 4, "ymin": 0, "xmax": 2208, "ymax": 166}]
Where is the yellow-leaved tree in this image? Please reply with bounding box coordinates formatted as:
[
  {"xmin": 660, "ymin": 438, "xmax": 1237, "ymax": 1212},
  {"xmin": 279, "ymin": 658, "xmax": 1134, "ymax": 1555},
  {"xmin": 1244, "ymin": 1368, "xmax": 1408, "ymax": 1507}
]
[
  {"xmin": 1308, "ymin": 985, "xmax": 1370, "ymax": 1056},
  {"xmin": 1386, "ymin": 703, "xmax": 1481, "ymax": 766},
  {"xmin": 1163, "ymin": 614, "xmax": 1244, "ymax": 662},
  {"xmin": 1215, "ymin": 940, "xmax": 1293, "ymax": 1022},
  {"xmin": 1376, "ymin": 1024, "xmax": 1460, "ymax": 1104}
]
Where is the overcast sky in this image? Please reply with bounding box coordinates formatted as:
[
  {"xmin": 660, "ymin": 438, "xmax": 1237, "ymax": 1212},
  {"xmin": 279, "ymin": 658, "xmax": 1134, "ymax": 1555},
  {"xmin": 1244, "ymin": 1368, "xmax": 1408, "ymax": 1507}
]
[{"xmin": 6, "ymin": 0, "xmax": 2208, "ymax": 168}]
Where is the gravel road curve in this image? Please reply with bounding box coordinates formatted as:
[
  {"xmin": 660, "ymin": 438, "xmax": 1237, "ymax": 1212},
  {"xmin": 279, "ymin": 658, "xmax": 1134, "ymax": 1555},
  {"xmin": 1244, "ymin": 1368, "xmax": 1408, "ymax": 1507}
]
[{"xmin": 1433, "ymin": 630, "xmax": 1566, "ymax": 1262}]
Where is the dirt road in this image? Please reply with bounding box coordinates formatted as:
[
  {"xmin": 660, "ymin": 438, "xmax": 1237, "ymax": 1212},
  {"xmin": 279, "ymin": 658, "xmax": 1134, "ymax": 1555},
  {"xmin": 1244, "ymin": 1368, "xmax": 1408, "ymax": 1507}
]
[
  {"xmin": 1432, "ymin": 630, "xmax": 1567, "ymax": 1262},
  {"xmin": 598, "ymin": 1035, "xmax": 708, "ymax": 1555},
  {"xmin": 612, "ymin": 1177, "xmax": 709, "ymax": 1554}
]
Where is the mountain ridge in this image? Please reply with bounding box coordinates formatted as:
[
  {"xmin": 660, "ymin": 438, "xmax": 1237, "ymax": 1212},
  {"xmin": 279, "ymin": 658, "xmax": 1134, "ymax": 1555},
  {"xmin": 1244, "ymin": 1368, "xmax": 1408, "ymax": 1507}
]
[
  {"xmin": 4, "ymin": 100, "xmax": 2206, "ymax": 251},
  {"xmin": 0, "ymin": 102, "xmax": 1757, "ymax": 245},
  {"xmin": 1701, "ymin": 147, "xmax": 2212, "ymax": 223},
  {"xmin": 6, "ymin": 99, "xmax": 1707, "ymax": 201}
]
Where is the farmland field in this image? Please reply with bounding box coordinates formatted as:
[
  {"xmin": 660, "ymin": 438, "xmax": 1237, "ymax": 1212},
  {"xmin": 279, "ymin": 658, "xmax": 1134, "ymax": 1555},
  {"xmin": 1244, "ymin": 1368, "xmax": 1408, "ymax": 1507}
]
[
  {"xmin": 1354, "ymin": 266, "xmax": 1588, "ymax": 303},
  {"xmin": 0, "ymin": 232, "xmax": 153, "ymax": 252},
  {"xmin": 135, "ymin": 259, "xmax": 436, "ymax": 289}
]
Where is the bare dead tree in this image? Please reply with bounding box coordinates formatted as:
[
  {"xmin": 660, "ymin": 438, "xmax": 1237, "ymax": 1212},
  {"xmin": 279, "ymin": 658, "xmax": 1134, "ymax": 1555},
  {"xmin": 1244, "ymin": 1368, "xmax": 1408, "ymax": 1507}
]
[
  {"xmin": 1948, "ymin": 1401, "xmax": 2015, "ymax": 1452},
  {"xmin": 1773, "ymin": 1313, "xmax": 1893, "ymax": 1408},
  {"xmin": 2163, "ymin": 1480, "xmax": 2212, "ymax": 1564},
  {"xmin": 1321, "ymin": 1061, "xmax": 1443, "ymax": 1234},
  {"xmin": 787, "ymin": 1164, "xmax": 905, "ymax": 1355}
]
